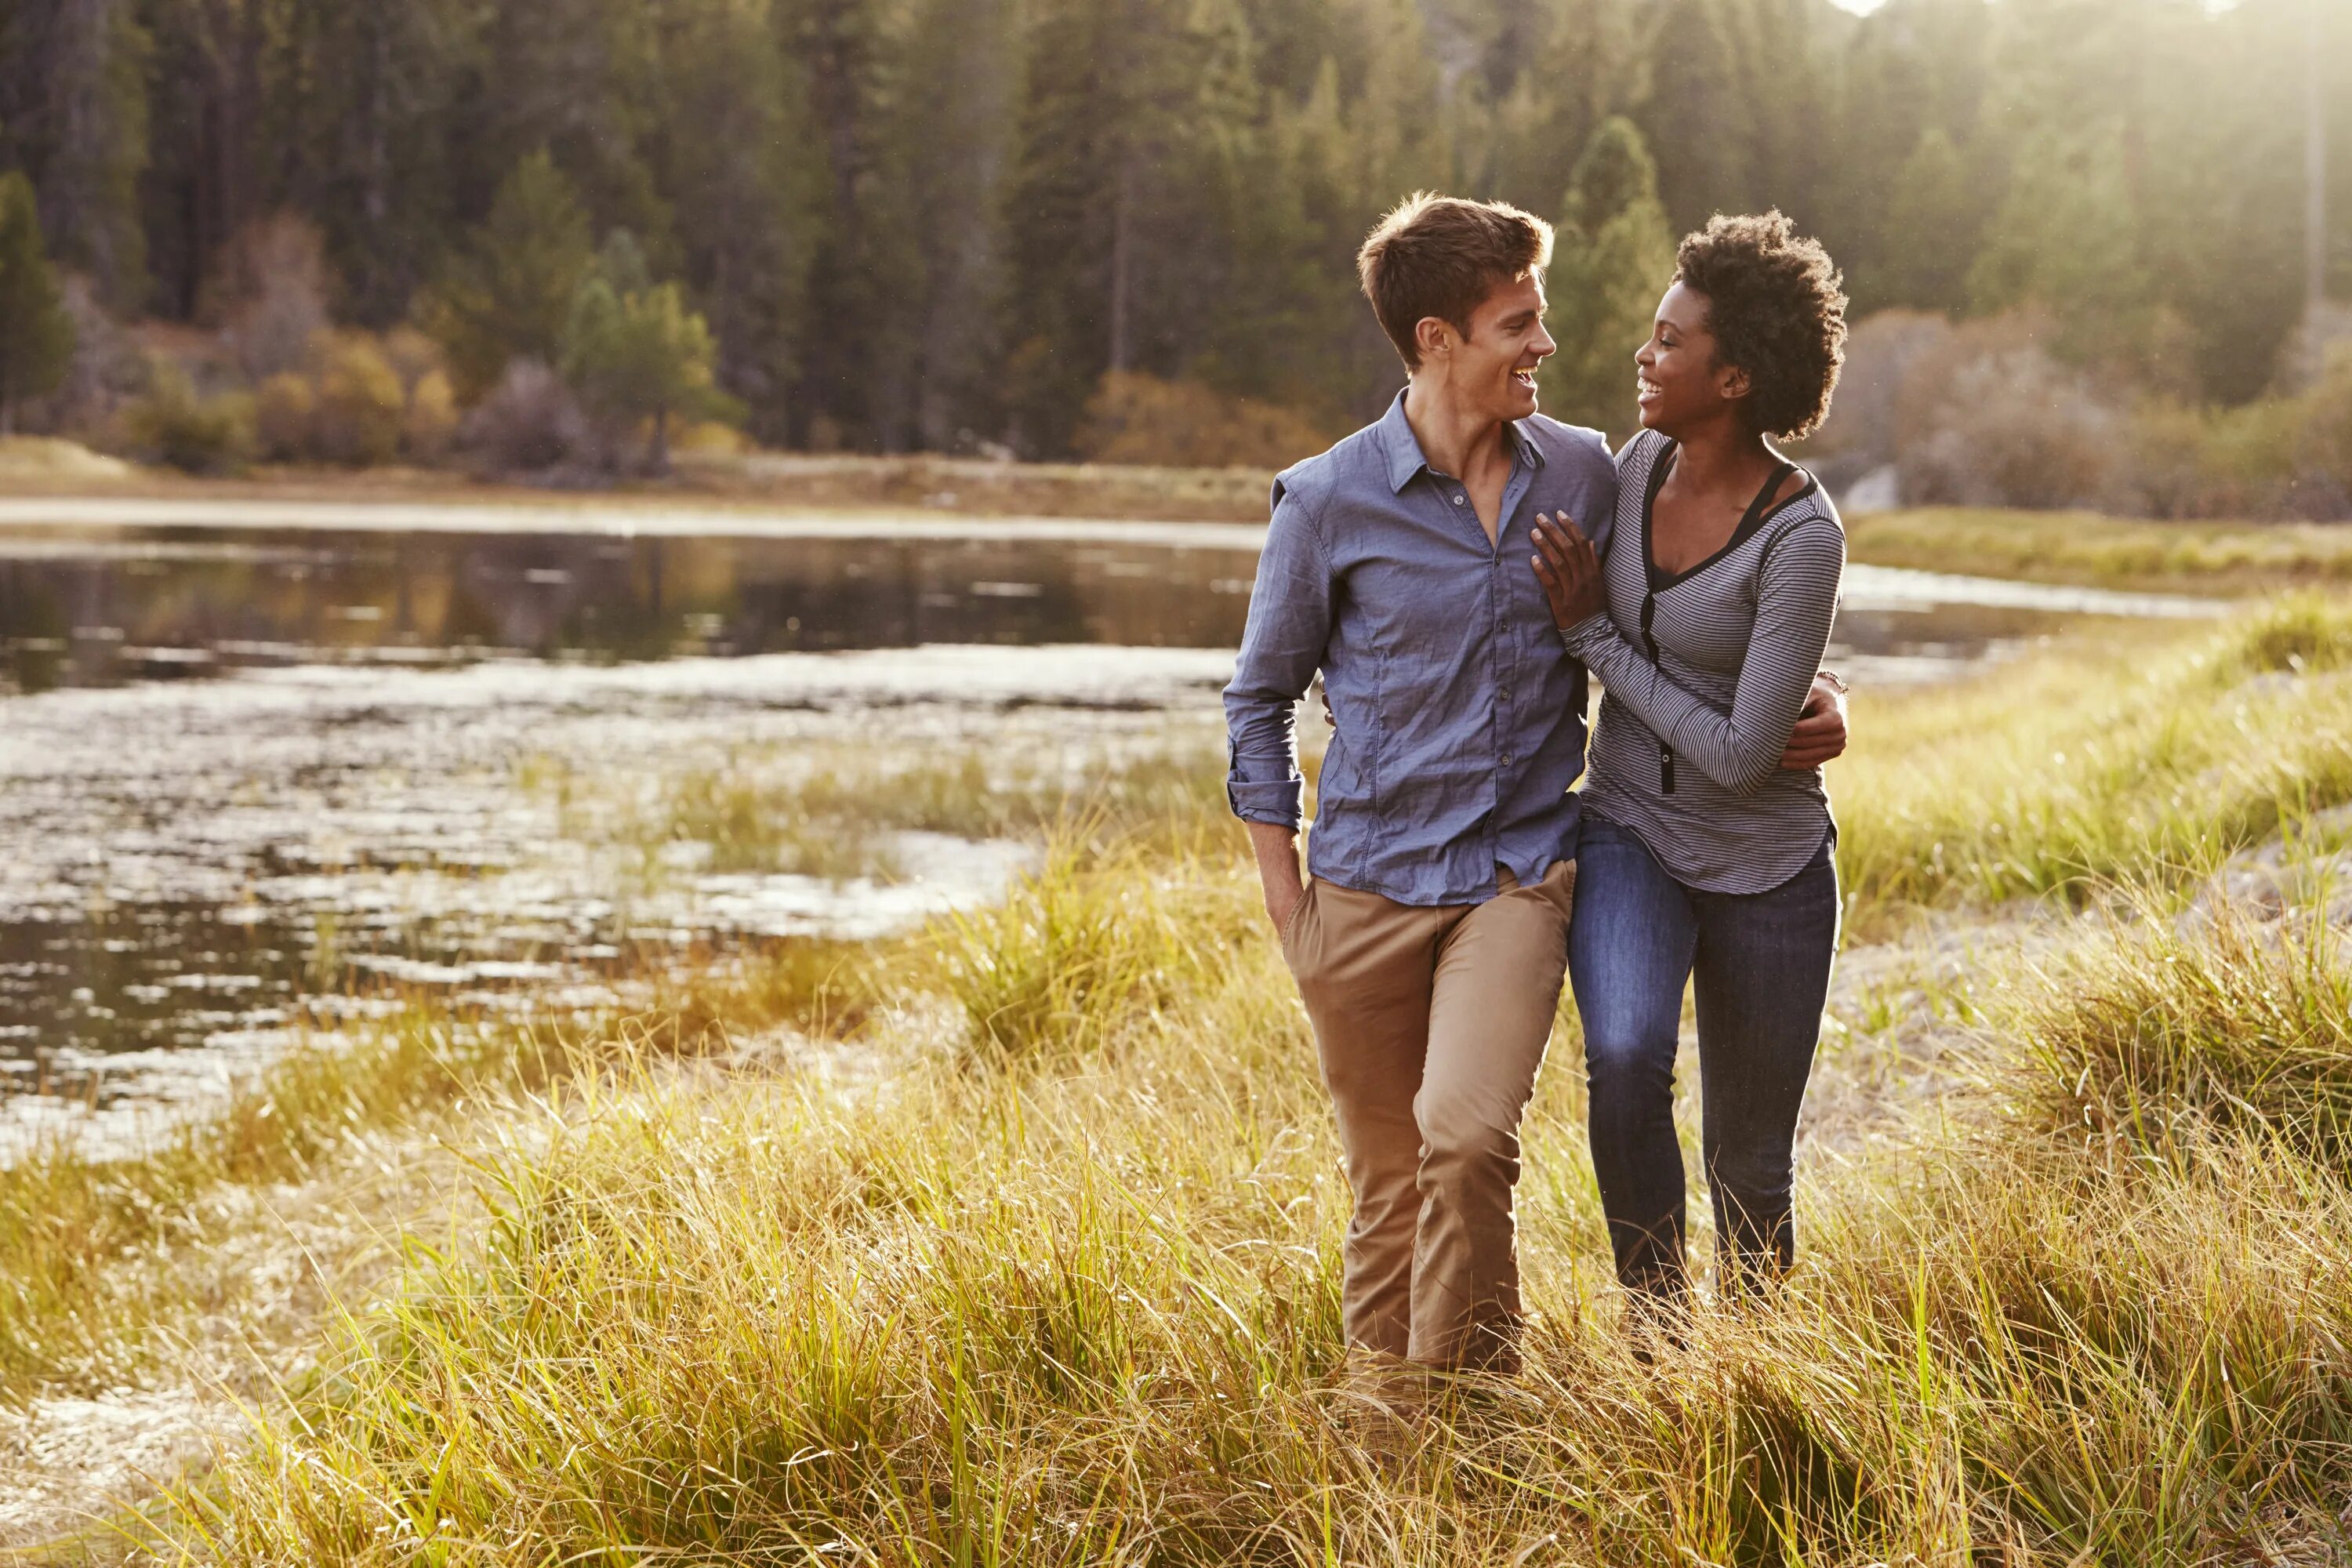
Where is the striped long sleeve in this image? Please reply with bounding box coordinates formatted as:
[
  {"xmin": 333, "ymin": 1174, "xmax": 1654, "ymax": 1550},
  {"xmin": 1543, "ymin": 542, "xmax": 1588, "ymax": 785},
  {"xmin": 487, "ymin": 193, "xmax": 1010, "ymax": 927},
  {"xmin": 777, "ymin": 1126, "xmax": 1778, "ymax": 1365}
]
[{"xmin": 1564, "ymin": 518, "xmax": 1844, "ymax": 797}]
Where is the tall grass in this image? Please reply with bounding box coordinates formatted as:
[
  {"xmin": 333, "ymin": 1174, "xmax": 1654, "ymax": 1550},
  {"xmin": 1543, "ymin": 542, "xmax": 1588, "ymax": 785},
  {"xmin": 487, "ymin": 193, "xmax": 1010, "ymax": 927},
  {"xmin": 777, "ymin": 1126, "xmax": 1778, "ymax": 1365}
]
[
  {"xmin": 27, "ymin": 594, "xmax": 2352, "ymax": 1560},
  {"xmin": 1992, "ymin": 891, "xmax": 2352, "ymax": 1164},
  {"xmin": 538, "ymin": 744, "xmax": 1227, "ymax": 878},
  {"xmin": 1836, "ymin": 596, "xmax": 2352, "ymax": 923},
  {"xmin": 0, "ymin": 938, "xmax": 902, "ymax": 1398},
  {"xmin": 140, "ymin": 849, "xmax": 2352, "ymax": 1563},
  {"xmin": 0, "ymin": 1010, "xmax": 549, "ymax": 1390},
  {"xmin": 937, "ymin": 835, "xmax": 1248, "ymax": 1060}
]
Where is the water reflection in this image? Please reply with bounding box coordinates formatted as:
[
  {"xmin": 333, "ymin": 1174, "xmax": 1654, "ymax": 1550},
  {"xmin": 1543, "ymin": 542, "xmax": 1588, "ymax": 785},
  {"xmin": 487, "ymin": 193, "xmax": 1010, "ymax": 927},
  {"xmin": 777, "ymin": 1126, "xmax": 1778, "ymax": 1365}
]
[
  {"xmin": 0, "ymin": 524, "xmax": 2219, "ymax": 695},
  {"xmin": 0, "ymin": 517, "xmax": 2223, "ymax": 1149},
  {"xmin": 0, "ymin": 529, "xmax": 1260, "ymax": 691}
]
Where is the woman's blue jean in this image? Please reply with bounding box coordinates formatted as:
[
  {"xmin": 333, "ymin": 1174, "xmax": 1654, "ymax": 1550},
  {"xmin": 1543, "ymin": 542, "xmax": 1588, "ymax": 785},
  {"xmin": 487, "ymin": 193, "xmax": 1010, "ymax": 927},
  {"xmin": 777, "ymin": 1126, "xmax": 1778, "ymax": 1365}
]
[{"xmin": 1567, "ymin": 812, "xmax": 1840, "ymax": 1298}]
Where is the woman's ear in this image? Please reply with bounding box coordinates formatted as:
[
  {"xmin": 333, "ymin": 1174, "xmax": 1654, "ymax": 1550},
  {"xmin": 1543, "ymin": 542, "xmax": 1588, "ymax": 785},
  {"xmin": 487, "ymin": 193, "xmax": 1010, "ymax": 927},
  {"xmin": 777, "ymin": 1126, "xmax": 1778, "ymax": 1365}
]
[{"xmin": 1717, "ymin": 361, "xmax": 1751, "ymax": 403}]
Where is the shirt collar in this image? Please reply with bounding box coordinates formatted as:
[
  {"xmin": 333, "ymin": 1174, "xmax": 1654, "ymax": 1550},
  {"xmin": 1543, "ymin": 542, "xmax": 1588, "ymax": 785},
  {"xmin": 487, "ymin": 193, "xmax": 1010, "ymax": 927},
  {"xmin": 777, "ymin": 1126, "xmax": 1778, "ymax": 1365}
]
[{"xmin": 1374, "ymin": 388, "xmax": 1544, "ymax": 494}]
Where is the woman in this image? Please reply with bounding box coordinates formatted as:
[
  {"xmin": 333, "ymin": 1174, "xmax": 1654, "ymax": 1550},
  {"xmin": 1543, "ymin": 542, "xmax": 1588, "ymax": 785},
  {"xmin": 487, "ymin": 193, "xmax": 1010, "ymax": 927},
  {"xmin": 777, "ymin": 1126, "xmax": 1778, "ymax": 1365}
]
[{"xmin": 1530, "ymin": 210, "xmax": 1849, "ymax": 1312}]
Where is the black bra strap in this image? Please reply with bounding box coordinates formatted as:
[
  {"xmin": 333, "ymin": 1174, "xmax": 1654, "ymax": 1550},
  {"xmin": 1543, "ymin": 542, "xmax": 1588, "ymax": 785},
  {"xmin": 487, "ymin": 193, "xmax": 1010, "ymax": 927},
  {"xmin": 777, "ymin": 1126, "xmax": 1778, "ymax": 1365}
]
[{"xmin": 1740, "ymin": 461, "xmax": 1796, "ymax": 533}]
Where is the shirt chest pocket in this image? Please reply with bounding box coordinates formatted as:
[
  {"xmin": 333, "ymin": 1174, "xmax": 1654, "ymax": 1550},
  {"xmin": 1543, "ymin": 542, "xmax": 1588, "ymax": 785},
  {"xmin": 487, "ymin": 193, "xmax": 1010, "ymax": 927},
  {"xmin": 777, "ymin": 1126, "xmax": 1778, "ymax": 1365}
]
[{"xmin": 1343, "ymin": 549, "xmax": 1493, "ymax": 655}]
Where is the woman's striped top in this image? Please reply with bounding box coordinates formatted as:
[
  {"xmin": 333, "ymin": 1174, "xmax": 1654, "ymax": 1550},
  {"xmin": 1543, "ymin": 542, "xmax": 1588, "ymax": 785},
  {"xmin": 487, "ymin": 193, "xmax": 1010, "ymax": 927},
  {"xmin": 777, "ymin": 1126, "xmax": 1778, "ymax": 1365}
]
[{"xmin": 1563, "ymin": 428, "xmax": 1846, "ymax": 895}]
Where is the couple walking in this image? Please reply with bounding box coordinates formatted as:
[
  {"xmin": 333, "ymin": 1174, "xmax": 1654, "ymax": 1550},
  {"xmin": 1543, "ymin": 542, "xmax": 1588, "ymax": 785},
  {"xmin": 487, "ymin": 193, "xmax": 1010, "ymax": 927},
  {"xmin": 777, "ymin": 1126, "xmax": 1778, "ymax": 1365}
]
[{"xmin": 1224, "ymin": 193, "xmax": 1851, "ymax": 1381}]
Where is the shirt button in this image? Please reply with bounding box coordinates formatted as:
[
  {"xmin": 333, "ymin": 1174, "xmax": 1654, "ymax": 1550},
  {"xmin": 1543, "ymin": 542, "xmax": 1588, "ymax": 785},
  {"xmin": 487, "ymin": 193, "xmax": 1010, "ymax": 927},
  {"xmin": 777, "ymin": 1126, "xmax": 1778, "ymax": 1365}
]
[
  {"xmin": 1454, "ymin": 494, "xmax": 1466, "ymax": 505},
  {"xmin": 1502, "ymin": 751, "xmax": 1513, "ymax": 766}
]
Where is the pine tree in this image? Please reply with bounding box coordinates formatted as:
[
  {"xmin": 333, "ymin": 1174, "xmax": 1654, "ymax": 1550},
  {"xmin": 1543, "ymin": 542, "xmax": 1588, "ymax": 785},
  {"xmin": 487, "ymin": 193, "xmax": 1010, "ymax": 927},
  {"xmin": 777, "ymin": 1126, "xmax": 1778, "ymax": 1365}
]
[
  {"xmin": 425, "ymin": 151, "xmax": 597, "ymax": 397},
  {"xmin": 650, "ymin": 0, "xmax": 822, "ymax": 445},
  {"xmin": 898, "ymin": 0, "xmax": 1018, "ymax": 449},
  {"xmin": 561, "ymin": 238, "xmax": 726, "ymax": 474},
  {"xmin": 785, "ymin": 0, "xmax": 926, "ymax": 450},
  {"xmin": 261, "ymin": 0, "xmax": 481, "ymax": 325},
  {"xmin": 1968, "ymin": 120, "xmax": 2154, "ymax": 371},
  {"xmin": 1877, "ymin": 129, "xmax": 1980, "ymax": 314},
  {"xmin": 1636, "ymin": 0, "xmax": 1757, "ymax": 232},
  {"xmin": 0, "ymin": 172, "xmax": 75, "ymax": 434},
  {"xmin": 1001, "ymin": 0, "xmax": 1236, "ymax": 456},
  {"xmin": 135, "ymin": 0, "xmax": 270, "ymax": 318},
  {"xmin": 470, "ymin": 0, "xmax": 670, "ymax": 256},
  {"xmin": 2130, "ymin": 0, "xmax": 2305, "ymax": 402},
  {"xmin": 1542, "ymin": 117, "xmax": 1676, "ymax": 444},
  {"xmin": 5, "ymin": 0, "xmax": 151, "ymax": 312}
]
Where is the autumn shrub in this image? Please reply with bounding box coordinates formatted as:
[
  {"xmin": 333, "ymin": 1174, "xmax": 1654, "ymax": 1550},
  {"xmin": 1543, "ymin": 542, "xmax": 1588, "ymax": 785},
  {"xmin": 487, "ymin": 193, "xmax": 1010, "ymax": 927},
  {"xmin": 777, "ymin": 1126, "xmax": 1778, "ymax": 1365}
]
[
  {"xmin": 670, "ymin": 417, "xmax": 750, "ymax": 456},
  {"xmin": 1075, "ymin": 371, "xmax": 1337, "ymax": 470},
  {"xmin": 402, "ymin": 368, "xmax": 459, "ymax": 460},
  {"xmin": 244, "ymin": 331, "xmax": 434, "ymax": 466},
  {"xmin": 45, "ymin": 274, "xmax": 147, "ymax": 434},
  {"xmin": 307, "ymin": 332, "xmax": 405, "ymax": 465},
  {"xmin": 1819, "ymin": 311, "xmax": 2352, "ymax": 519},
  {"xmin": 252, "ymin": 371, "xmax": 315, "ymax": 460},
  {"xmin": 1893, "ymin": 321, "xmax": 2129, "ymax": 511},
  {"xmin": 460, "ymin": 356, "xmax": 595, "ymax": 473},
  {"xmin": 216, "ymin": 213, "xmax": 333, "ymax": 382},
  {"xmin": 382, "ymin": 328, "xmax": 462, "ymax": 460}
]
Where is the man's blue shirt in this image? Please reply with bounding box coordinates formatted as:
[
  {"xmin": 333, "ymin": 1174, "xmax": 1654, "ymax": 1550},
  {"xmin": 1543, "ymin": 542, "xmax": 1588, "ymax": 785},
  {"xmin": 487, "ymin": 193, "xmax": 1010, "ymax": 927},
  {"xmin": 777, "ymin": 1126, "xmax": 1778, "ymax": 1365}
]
[{"xmin": 1222, "ymin": 391, "xmax": 1619, "ymax": 906}]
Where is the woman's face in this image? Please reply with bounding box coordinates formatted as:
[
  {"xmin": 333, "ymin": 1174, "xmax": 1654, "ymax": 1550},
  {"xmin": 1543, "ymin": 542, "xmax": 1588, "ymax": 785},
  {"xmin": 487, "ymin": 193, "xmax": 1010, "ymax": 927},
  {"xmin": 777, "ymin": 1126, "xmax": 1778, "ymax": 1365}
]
[{"xmin": 1635, "ymin": 280, "xmax": 1746, "ymax": 436}]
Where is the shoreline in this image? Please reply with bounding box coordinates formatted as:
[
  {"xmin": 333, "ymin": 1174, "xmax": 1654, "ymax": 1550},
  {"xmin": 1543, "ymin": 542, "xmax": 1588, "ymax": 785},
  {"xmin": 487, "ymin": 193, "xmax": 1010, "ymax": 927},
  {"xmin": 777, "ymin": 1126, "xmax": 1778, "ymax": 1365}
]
[{"xmin": 0, "ymin": 452, "xmax": 2342, "ymax": 593}]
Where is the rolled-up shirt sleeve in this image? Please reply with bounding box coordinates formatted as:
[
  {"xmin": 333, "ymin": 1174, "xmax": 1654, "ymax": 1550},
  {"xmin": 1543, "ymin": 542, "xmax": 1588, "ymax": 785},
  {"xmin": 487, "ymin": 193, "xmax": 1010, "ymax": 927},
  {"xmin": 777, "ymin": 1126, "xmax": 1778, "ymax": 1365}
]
[{"xmin": 1222, "ymin": 479, "xmax": 1332, "ymax": 829}]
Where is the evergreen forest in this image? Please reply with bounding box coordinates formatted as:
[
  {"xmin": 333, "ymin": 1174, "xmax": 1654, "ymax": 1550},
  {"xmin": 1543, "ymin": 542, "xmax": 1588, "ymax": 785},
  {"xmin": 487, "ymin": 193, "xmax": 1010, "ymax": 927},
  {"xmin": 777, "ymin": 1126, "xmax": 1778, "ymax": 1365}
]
[{"xmin": 0, "ymin": 0, "xmax": 2343, "ymax": 487}]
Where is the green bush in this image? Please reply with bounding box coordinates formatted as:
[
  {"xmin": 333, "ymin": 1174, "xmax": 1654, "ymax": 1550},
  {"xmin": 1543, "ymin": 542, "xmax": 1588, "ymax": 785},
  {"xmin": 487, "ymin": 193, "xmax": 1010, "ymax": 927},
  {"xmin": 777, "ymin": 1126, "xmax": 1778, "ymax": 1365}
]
[{"xmin": 119, "ymin": 365, "xmax": 252, "ymax": 474}]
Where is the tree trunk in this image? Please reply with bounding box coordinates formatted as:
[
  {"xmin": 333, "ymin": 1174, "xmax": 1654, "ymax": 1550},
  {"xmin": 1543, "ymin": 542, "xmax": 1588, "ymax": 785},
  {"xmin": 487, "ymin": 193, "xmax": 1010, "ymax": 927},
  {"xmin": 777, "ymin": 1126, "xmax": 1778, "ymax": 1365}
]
[
  {"xmin": 1108, "ymin": 153, "xmax": 1136, "ymax": 374},
  {"xmin": 649, "ymin": 405, "xmax": 670, "ymax": 476}
]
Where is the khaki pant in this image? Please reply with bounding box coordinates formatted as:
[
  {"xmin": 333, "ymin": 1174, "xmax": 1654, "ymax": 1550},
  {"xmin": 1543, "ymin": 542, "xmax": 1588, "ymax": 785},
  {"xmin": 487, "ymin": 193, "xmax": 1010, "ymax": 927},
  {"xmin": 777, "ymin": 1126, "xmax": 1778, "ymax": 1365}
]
[{"xmin": 1280, "ymin": 861, "xmax": 1575, "ymax": 1370}]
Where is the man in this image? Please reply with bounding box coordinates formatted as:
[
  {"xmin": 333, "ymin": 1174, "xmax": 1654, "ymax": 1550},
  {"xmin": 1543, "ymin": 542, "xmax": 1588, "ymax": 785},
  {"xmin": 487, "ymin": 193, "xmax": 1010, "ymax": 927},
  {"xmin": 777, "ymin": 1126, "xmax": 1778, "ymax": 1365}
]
[{"xmin": 1223, "ymin": 193, "xmax": 1846, "ymax": 1385}]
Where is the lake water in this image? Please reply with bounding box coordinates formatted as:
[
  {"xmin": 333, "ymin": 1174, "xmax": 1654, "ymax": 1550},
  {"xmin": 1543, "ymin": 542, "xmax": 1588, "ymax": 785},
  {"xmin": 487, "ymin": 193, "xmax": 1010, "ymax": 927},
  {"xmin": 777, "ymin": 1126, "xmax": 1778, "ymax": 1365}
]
[{"xmin": 0, "ymin": 504, "xmax": 2222, "ymax": 1152}]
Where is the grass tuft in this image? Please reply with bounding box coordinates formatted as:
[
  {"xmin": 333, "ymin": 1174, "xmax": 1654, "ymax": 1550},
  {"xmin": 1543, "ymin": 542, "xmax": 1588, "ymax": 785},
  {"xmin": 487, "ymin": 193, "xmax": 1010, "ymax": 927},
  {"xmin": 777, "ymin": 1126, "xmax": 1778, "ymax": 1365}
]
[
  {"xmin": 935, "ymin": 834, "xmax": 1242, "ymax": 1059},
  {"xmin": 1995, "ymin": 894, "xmax": 2352, "ymax": 1163}
]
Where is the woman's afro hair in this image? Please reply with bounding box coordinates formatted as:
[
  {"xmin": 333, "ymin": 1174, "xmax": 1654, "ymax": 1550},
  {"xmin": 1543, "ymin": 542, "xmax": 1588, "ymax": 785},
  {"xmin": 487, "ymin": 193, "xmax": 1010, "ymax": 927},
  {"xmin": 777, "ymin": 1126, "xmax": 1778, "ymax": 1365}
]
[{"xmin": 1675, "ymin": 211, "xmax": 1848, "ymax": 441}]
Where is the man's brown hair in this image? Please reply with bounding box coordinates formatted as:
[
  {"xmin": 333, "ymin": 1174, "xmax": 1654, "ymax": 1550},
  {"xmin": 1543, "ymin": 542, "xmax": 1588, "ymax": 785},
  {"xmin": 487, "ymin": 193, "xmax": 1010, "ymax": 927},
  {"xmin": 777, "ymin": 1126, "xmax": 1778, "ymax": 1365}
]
[{"xmin": 1356, "ymin": 193, "xmax": 1555, "ymax": 371}]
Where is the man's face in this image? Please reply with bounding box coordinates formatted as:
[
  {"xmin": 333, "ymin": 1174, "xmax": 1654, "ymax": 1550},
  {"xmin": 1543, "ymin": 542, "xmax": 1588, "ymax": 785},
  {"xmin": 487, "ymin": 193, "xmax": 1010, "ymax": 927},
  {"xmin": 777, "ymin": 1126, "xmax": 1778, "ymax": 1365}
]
[{"xmin": 1432, "ymin": 273, "xmax": 1555, "ymax": 422}]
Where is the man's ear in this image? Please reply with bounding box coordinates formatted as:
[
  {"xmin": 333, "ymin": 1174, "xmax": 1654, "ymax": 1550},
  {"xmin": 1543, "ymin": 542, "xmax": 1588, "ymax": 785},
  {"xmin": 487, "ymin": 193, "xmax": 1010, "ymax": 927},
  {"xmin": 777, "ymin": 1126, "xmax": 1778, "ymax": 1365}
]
[{"xmin": 1414, "ymin": 314, "xmax": 1455, "ymax": 365}]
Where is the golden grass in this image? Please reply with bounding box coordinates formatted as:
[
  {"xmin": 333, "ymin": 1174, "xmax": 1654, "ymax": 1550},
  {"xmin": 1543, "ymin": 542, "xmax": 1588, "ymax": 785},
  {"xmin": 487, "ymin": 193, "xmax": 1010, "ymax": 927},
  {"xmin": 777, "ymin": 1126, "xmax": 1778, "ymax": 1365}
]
[
  {"xmin": 531, "ymin": 745, "xmax": 1228, "ymax": 881},
  {"xmin": 135, "ymin": 863, "xmax": 2352, "ymax": 1563},
  {"xmin": 15, "ymin": 598, "xmax": 2352, "ymax": 1561},
  {"xmin": 1835, "ymin": 596, "xmax": 2352, "ymax": 927},
  {"xmin": 1842, "ymin": 506, "xmax": 2352, "ymax": 594}
]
